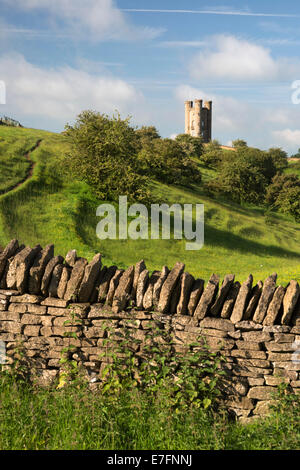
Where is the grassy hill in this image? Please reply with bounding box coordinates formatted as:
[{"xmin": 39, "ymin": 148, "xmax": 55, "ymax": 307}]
[{"xmin": 0, "ymin": 125, "xmax": 299, "ymax": 286}]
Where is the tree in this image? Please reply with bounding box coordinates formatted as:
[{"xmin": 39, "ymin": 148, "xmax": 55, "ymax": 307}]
[
  {"xmin": 290, "ymin": 148, "xmax": 300, "ymax": 159},
  {"xmin": 201, "ymin": 139, "xmax": 222, "ymax": 167},
  {"xmin": 174, "ymin": 134, "xmax": 204, "ymax": 159},
  {"xmin": 232, "ymin": 139, "xmax": 247, "ymax": 149},
  {"xmin": 265, "ymin": 173, "xmax": 300, "ymax": 220},
  {"xmin": 267, "ymin": 147, "xmax": 288, "ymax": 173},
  {"xmin": 135, "ymin": 126, "xmax": 160, "ymax": 150},
  {"xmin": 206, "ymin": 147, "xmax": 277, "ymax": 204},
  {"xmin": 137, "ymin": 138, "xmax": 201, "ymax": 185},
  {"xmin": 64, "ymin": 110, "xmax": 150, "ymax": 203}
]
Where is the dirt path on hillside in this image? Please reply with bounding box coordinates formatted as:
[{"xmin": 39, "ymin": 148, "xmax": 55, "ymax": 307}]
[{"xmin": 0, "ymin": 139, "xmax": 42, "ymax": 195}]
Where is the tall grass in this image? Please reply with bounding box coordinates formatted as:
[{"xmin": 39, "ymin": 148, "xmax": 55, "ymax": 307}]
[{"xmin": 0, "ymin": 373, "xmax": 299, "ymax": 450}]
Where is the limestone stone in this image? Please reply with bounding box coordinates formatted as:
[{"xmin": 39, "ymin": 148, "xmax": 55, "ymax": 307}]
[
  {"xmin": 253, "ymin": 400, "xmax": 274, "ymax": 415},
  {"xmin": 274, "ymin": 333, "xmax": 295, "ymax": 343},
  {"xmin": 263, "ymin": 285, "xmax": 285, "ymax": 326},
  {"xmin": 230, "ymin": 349, "xmax": 267, "ymax": 359},
  {"xmin": 97, "ymin": 266, "xmax": 117, "ymax": 303},
  {"xmin": 281, "ymin": 280, "xmax": 300, "ymax": 325},
  {"xmin": 241, "ymin": 331, "xmax": 271, "ymax": 342},
  {"xmin": 1, "ymin": 321, "xmax": 22, "ymax": 334},
  {"xmin": 143, "ymin": 270, "xmax": 160, "ymax": 311},
  {"xmin": 265, "ymin": 342, "xmax": 298, "ymax": 352},
  {"xmin": 23, "ymin": 325, "xmax": 41, "ymax": 336},
  {"xmin": 263, "ymin": 325, "xmax": 291, "ymax": 333},
  {"xmin": 64, "ymin": 257, "xmax": 88, "ymax": 302},
  {"xmin": 225, "ymin": 396, "xmax": 255, "ymax": 410},
  {"xmin": 248, "ymin": 377, "xmax": 265, "ymax": 386},
  {"xmin": 230, "ymin": 275, "xmax": 253, "ymax": 324},
  {"xmin": 187, "ymin": 278, "xmax": 204, "ymax": 316},
  {"xmin": 243, "ymin": 281, "xmax": 263, "ymax": 320},
  {"xmin": 0, "ymin": 245, "xmax": 25, "ymax": 289},
  {"xmin": 152, "ymin": 266, "xmax": 169, "ymax": 309},
  {"xmin": 65, "ymin": 249, "xmax": 77, "ymax": 267},
  {"xmin": 57, "ymin": 266, "xmax": 71, "ymax": 299},
  {"xmin": 106, "ymin": 269, "xmax": 124, "ymax": 306},
  {"xmin": 220, "ymin": 281, "xmax": 240, "ymax": 319},
  {"xmin": 21, "ymin": 314, "xmax": 43, "ymax": 325},
  {"xmin": 264, "ymin": 376, "xmax": 289, "ymax": 386},
  {"xmin": 0, "ymin": 239, "xmax": 19, "ymax": 280},
  {"xmin": 236, "ymin": 340, "xmax": 262, "ymax": 351},
  {"xmin": 194, "ymin": 274, "xmax": 219, "ymax": 320},
  {"xmin": 235, "ymin": 321, "xmax": 263, "ymax": 331},
  {"xmin": 267, "ymin": 352, "xmax": 293, "ymax": 361},
  {"xmin": 131, "ymin": 260, "xmax": 146, "ymax": 302},
  {"xmin": 292, "ymin": 298, "xmax": 300, "ymax": 326},
  {"xmin": 28, "ymin": 244, "xmax": 54, "ymax": 294},
  {"xmin": 112, "ymin": 265, "xmax": 135, "ymax": 313},
  {"xmin": 199, "ymin": 327, "xmax": 228, "ymax": 338},
  {"xmin": 200, "ymin": 317, "xmax": 235, "ymax": 332},
  {"xmin": 78, "ymin": 253, "xmax": 102, "ymax": 303},
  {"xmin": 136, "ymin": 269, "xmax": 149, "ymax": 309},
  {"xmin": 40, "ymin": 255, "xmax": 64, "ymax": 296},
  {"xmin": 158, "ymin": 262, "xmax": 185, "ymax": 314},
  {"xmin": 169, "ymin": 278, "xmax": 181, "ymax": 314},
  {"xmin": 253, "ymin": 273, "xmax": 277, "ymax": 324},
  {"xmin": 234, "ymin": 358, "xmax": 271, "ymax": 368},
  {"xmin": 12, "ymin": 294, "xmax": 42, "ymax": 304},
  {"xmin": 176, "ymin": 272, "xmax": 194, "ymax": 315},
  {"xmin": 248, "ymin": 386, "xmax": 275, "ymax": 400},
  {"xmin": 48, "ymin": 264, "xmax": 63, "ymax": 298},
  {"xmin": 211, "ymin": 274, "xmax": 235, "ymax": 317},
  {"xmin": 41, "ymin": 297, "xmax": 69, "ymax": 308},
  {"xmin": 6, "ymin": 245, "xmax": 42, "ymax": 293}
]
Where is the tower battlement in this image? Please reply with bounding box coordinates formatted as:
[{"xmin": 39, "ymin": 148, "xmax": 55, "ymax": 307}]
[{"xmin": 184, "ymin": 99, "xmax": 212, "ymax": 142}]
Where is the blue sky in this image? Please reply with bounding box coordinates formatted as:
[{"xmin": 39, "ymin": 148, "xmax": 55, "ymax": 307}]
[{"xmin": 1, "ymin": 0, "xmax": 300, "ymax": 154}]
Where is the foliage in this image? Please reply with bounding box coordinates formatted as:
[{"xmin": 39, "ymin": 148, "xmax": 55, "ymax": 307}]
[
  {"xmin": 137, "ymin": 137, "xmax": 202, "ymax": 185},
  {"xmin": 265, "ymin": 173, "xmax": 300, "ymax": 221},
  {"xmin": 175, "ymin": 133, "xmax": 204, "ymax": 158},
  {"xmin": 206, "ymin": 147, "xmax": 278, "ymax": 204},
  {"xmin": 64, "ymin": 110, "xmax": 150, "ymax": 204},
  {"xmin": 135, "ymin": 125, "xmax": 160, "ymax": 150},
  {"xmin": 290, "ymin": 147, "xmax": 300, "ymax": 159},
  {"xmin": 99, "ymin": 319, "xmax": 226, "ymax": 412},
  {"xmin": 232, "ymin": 139, "xmax": 247, "ymax": 148},
  {"xmin": 267, "ymin": 147, "xmax": 288, "ymax": 173}
]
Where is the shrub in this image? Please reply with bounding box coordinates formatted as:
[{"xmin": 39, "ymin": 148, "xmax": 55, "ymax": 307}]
[{"xmin": 64, "ymin": 110, "xmax": 150, "ymax": 204}]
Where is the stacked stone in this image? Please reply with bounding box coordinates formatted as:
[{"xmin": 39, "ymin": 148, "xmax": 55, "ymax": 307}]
[{"xmin": 0, "ymin": 239, "xmax": 300, "ymax": 421}]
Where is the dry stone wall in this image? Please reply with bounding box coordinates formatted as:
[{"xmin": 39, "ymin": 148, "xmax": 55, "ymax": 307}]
[{"xmin": 0, "ymin": 239, "xmax": 300, "ymax": 422}]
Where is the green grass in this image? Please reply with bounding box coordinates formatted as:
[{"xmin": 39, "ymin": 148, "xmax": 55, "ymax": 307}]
[
  {"xmin": 0, "ymin": 376, "xmax": 299, "ymax": 450},
  {"xmin": 0, "ymin": 126, "xmax": 299, "ymax": 285}
]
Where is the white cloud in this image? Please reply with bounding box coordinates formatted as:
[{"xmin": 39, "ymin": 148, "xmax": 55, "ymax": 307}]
[
  {"xmin": 2, "ymin": 0, "xmax": 164, "ymax": 41},
  {"xmin": 189, "ymin": 35, "xmax": 300, "ymax": 82},
  {"xmin": 0, "ymin": 53, "xmax": 143, "ymax": 128},
  {"xmin": 272, "ymin": 129, "xmax": 300, "ymax": 146},
  {"xmin": 122, "ymin": 8, "xmax": 300, "ymax": 18}
]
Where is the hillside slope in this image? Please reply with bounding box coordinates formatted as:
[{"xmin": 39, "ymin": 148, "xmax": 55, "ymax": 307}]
[{"xmin": 0, "ymin": 126, "xmax": 299, "ymax": 285}]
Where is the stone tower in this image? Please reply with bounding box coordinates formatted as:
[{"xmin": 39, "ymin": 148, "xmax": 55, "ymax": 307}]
[{"xmin": 184, "ymin": 99, "xmax": 212, "ymax": 142}]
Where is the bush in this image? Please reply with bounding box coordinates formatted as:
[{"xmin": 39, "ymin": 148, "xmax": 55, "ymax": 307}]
[
  {"xmin": 206, "ymin": 147, "xmax": 277, "ymax": 204},
  {"xmin": 265, "ymin": 173, "xmax": 300, "ymax": 221},
  {"xmin": 137, "ymin": 137, "xmax": 201, "ymax": 185},
  {"xmin": 175, "ymin": 133, "xmax": 204, "ymax": 159},
  {"xmin": 64, "ymin": 110, "xmax": 150, "ymax": 204}
]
